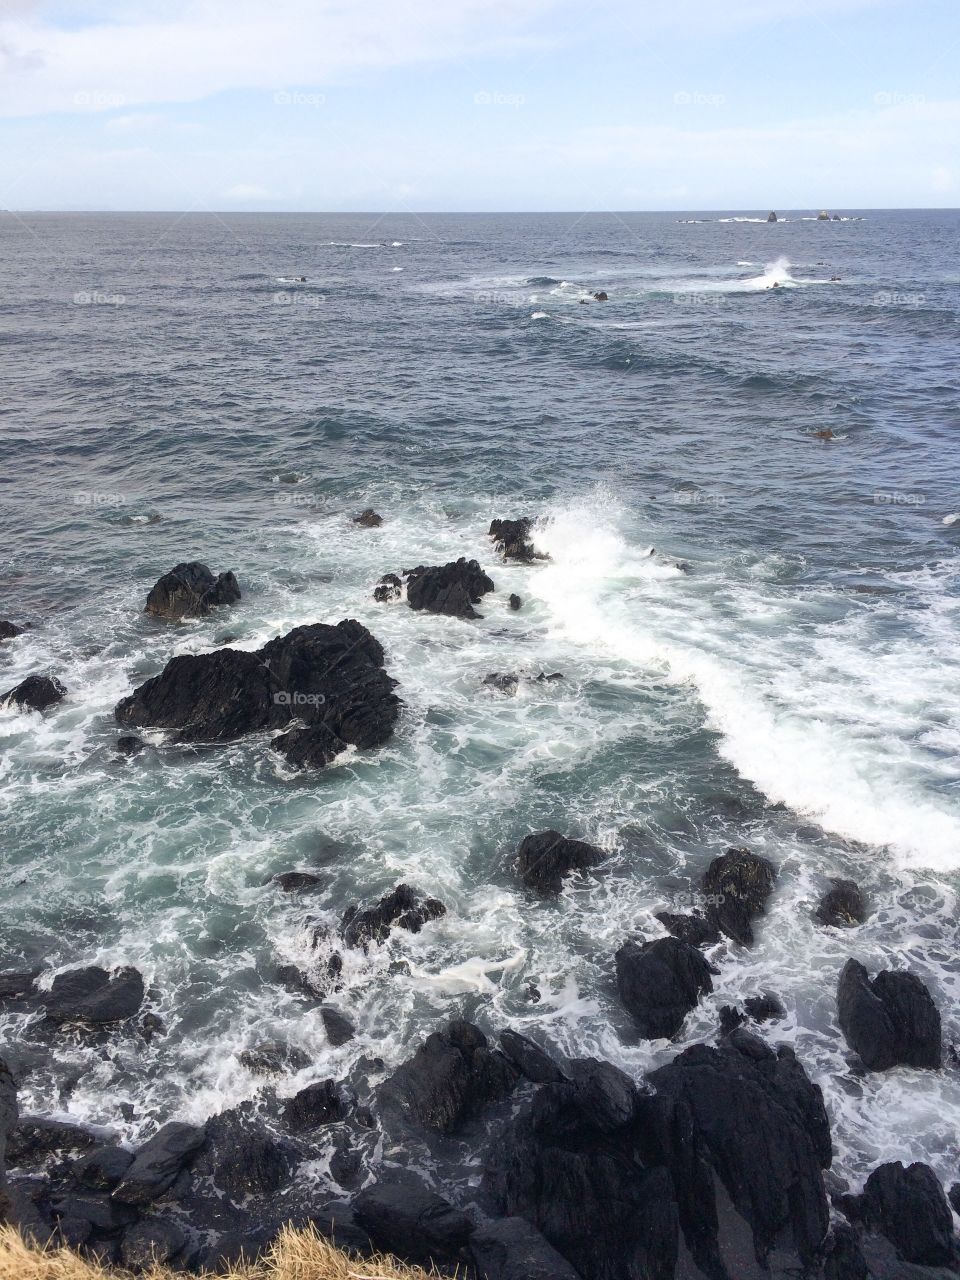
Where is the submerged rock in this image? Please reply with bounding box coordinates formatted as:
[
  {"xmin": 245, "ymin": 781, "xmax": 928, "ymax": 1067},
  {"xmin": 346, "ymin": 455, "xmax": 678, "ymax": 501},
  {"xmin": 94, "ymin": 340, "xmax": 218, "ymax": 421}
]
[
  {"xmin": 353, "ymin": 508, "xmax": 383, "ymax": 527},
  {"xmin": 239, "ymin": 1042, "xmax": 311, "ymax": 1076},
  {"xmin": 701, "ymin": 846, "xmax": 777, "ymax": 946},
  {"xmin": 44, "ymin": 966, "xmax": 144, "ymax": 1026},
  {"xmin": 341, "ymin": 884, "xmax": 445, "ymax": 950},
  {"xmin": 516, "ymin": 829, "xmax": 604, "ymax": 895},
  {"xmin": 403, "ymin": 558, "xmax": 495, "ymax": 619},
  {"xmin": 272, "ymin": 870, "xmax": 322, "ymax": 892},
  {"xmin": 489, "ymin": 517, "xmax": 540, "ymax": 562},
  {"xmin": 616, "ymin": 936, "xmax": 714, "ymax": 1039},
  {"xmin": 815, "ymin": 878, "xmax": 868, "ymax": 928},
  {"xmin": 353, "ymin": 1180, "xmax": 473, "ymax": 1268},
  {"xmin": 144, "ymin": 561, "xmax": 240, "ymax": 620},
  {"xmin": 115, "ymin": 735, "xmax": 144, "ymax": 758},
  {"xmin": 483, "ymin": 672, "xmax": 519, "ymax": 695},
  {"xmin": 2, "ymin": 674, "xmax": 66, "ymax": 712},
  {"xmin": 837, "ymin": 959, "xmax": 941, "ymax": 1070}
]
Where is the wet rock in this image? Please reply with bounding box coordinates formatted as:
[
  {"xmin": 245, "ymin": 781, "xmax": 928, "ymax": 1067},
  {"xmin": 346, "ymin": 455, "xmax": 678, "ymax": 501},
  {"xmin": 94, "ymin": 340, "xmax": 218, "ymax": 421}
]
[
  {"xmin": 593, "ymin": 291, "xmax": 609, "ymax": 301},
  {"xmin": 0, "ymin": 1056, "xmax": 16, "ymax": 1218},
  {"xmin": 484, "ymin": 672, "xmax": 519, "ymax": 695},
  {"xmin": 498, "ymin": 1029, "xmax": 566, "ymax": 1084},
  {"xmin": 330, "ymin": 1142, "xmax": 363, "ymax": 1189},
  {"xmin": 837, "ymin": 959, "xmax": 941, "ymax": 1070},
  {"xmin": 321, "ymin": 1005, "xmax": 355, "ymax": 1046},
  {"xmin": 373, "ymin": 572, "xmax": 402, "ymax": 603},
  {"xmin": 71, "ymin": 1146, "xmax": 135, "ymax": 1191},
  {"xmin": 720, "ymin": 992, "xmax": 786, "ymax": 1036},
  {"xmin": 49, "ymin": 1190, "xmax": 138, "ymax": 1233},
  {"xmin": 239, "ymin": 1042, "xmax": 311, "ymax": 1076},
  {"xmin": 115, "ymin": 735, "xmax": 145, "ymax": 757},
  {"xmin": 115, "ymin": 619, "xmax": 400, "ymax": 769},
  {"xmin": 950, "ymin": 1183, "xmax": 960, "ymax": 1216},
  {"xmin": 470, "ymin": 1216, "xmax": 583, "ymax": 1280},
  {"xmin": 0, "ymin": 621, "xmax": 24, "ymax": 640},
  {"xmin": 379, "ymin": 1020, "xmax": 519, "ymax": 1134},
  {"xmin": 44, "ymin": 966, "xmax": 144, "ymax": 1025},
  {"xmin": 283, "ymin": 1079, "xmax": 347, "ymax": 1131},
  {"xmin": 489, "ymin": 518, "xmax": 539, "ymax": 562},
  {"xmin": 112, "ymin": 1122, "xmax": 206, "ymax": 1205},
  {"xmin": 767, "ymin": 211, "xmax": 778, "ymax": 222},
  {"xmin": 120, "ymin": 1218, "xmax": 186, "ymax": 1269},
  {"xmin": 354, "ymin": 508, "xmax": 383, "ymax": 527},
  {"xmin": 144, "ymin": 561, "xmax": 241, "ymax": 620},
  {"xmin": 654, "ymin": 911, "xmax": 720, "ymax": 947},
  {"xmin": 616, "ymin": 936, "xmax": 714, "ymax": 1039},
  {"xmin": 508, "ymin": 593, "xmax": 522, "ymax": 611},
  {"xmin": 516, "ymin": 829, "xmax": 604, "ymax": 895},
  {"xmin": 701, "ymin": 846, "xmax": 777, "ymax": 946},
  {"xmin": 2, "ymin": 674, "xmax": 66, "ymax": 712},
  {"xmin": 309, "ymin": 1199, "xmax": 373, "ymax": 1254},
  {"xmin": 341, "ymin": 883, "xmax": 445, "ymax": 950},
  {"xmin": 823, "ymin": 1223, "xmax": 869, "ymax": 1280},
  {"xmin": 403, "ymin": 558, "xmax": 495, "ymax": 619},
  {"xmin": 7, "ymin": 1117, "xmax": 101, "ymax": 1165},
  {"xmin": 190, "ymin": 1109, "xmax": 293, "ymax": 1202},
  {"xmin": 815, "ymin": 879, "xmax": 868, "ymax": 928},
  {"xmin": 353, "ymin": 1180, "xmax": 473, "ymax": 1268},
  {"xmin": 272, "ymin": 871, "xmax": 323, "ymax": 892},
  {"xmin": 0, "ymin": 970, "xmax": 40, "ymax": 1004},
  {"xmin": 858, "ymin": 1161, "xmax": 955, "ymax": 1266},
  {"xmin": 536, "ymin": 671, "xmax": 564, "ymax": 681}
]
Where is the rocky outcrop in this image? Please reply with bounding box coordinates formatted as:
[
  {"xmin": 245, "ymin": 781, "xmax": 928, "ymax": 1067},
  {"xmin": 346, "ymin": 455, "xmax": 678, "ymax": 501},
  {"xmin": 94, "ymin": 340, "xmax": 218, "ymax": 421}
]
[
  {"xmin": 856, "ymin": 1161, "xmax": 956, "ymax": 1267},
  {"xmin": 112, "ymin": 1122, "xmax": 206, "ymax": 1204},
  {"xmin": 484, "ymin": 672, "xmax": 519, "ymax": 695},
  {"xmin": 767, "ymin": 211, "xmax": 778, "ymax": 222},
  {"xmin": 516, "ymin": 830, "xmax": 604, "ymax": 895},
  {"xmin": 0, "ymin": 1057, "xmax": 17, "ymax": 1223},
  {"xmin": 719, "ymin": 991, "xmax": 786, "ymax": 1035},
  {"xmin": 0, "ymin": 621, "xmax": 23, "ymax": 641},
  {"xmin": 283, "ymin": 1079, "xmax": 347, "ymax": 1131},
  {"xmin": 354, "ymin": 509, "xmax": 383, "ymax": 527},
  {"xmin": 815, "ymin": 879, "xmax": 868, "ymax": 928},
  {"xmin": 408, "ymin": 559, "xmax": 495, "ymax": 618},
  {"xmin": 2, "ymin": 674, "xmax": 66, "ymax": 712},
  {"xmin": 115, "ymin": 619, "xmax": 400, "ymax": 769},
  {"xmin": 353, "ymin": 1180, "xmax": 473, "ymax": 1268},
  {"xmin": 837, "ymin": 959, "xmax": 941, "ymax": 1070},
  {"xmin": 379, "ymin": 1020, "xmax": 519, "ymax": 1134},
  {"xmin": 120, "ymin": 1219, "xmax": 186, "ymax": 1269},
  {"xmin": 373, "ymin": 573, "xmax": 402, "ymax": 603},
  {"xmin": 43, "ymin": 966, "xmax": 144, "ymax": 1025},
  {"xmin": 321, "ymin": 1005, "xmax": 355, "ymax": 1046},
  {"xmin": 654, "ymin": 911, "xmax": 720, "ymax": 947},
  {"xmin": 498, "ymin": 1030, "xmax": 566, "ymax": 1084},
  {"xmin": 189, "ymin": 1108, "xmax": 294, "ymax": 1203},
  {"xmin": 508, "ymin": 593, "xmax": 522, "ymax": 610},
  {"xmin": 144, "ymin": 561, "xmax": 241, "ymax": 619},
  {"xmin": 489, "ymin": 518, "xmax": 540, "ymax": 562},
  {"xmin": 470, "ymin": 1216, "xmax": 583, "ymax": 1280},
  {"xmin": 272, "ymin": 871, "xmax": 322, "ymax": 892},
  {"xmin": 701, "ymin": 847, "xmax": 776, "ymax": 946},
  {"xmin": 616, "ymin": 937, "xmax": 714, "ymax": 1039},
  {"xmin": 341, "ymin": 884, "xmax": 445, "ymax": 950}
]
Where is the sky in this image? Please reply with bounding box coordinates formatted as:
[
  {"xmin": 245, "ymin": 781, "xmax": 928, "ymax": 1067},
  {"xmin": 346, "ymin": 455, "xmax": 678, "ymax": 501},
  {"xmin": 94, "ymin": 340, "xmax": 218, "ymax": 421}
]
[{"xmin": 0, "ymin": 0, "xmax": 957, "ymax": 211}]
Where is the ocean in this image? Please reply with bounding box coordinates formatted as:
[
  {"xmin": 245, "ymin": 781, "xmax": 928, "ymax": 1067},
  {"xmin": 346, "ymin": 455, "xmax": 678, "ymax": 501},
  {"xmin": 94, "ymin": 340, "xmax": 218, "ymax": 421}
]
[{"xmin": 1, "ymin": 208, "xmax": 958, "ymax": 1196}]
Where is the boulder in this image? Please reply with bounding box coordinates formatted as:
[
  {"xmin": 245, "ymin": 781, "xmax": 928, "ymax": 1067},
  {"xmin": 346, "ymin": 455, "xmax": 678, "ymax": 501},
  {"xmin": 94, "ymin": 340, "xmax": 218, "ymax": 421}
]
[
  {"xmin": 489, "ymin": 518, "xmax": 539, "ymax": 562},
  {"xmin": 120, "ymin": 1218, "xmax": 186, "ymax": 1269},
  {"xmin": 373, "ymin": 573, "xmax": 402, "ymax": 603},
  {"xmin": 593, "ymin": 291, "xmax": 609, "ymax": 301},
  {"xmin": 701, "ymin": 847, "xmax": 777, "ymax": 946},
  {"xmin": 823, "ymin": 1224, "xmax": 869, "ymax": 1280},
  {"xmin": 815, "ymin": 879, "xmax": 867, "ymax": 928},
  {"xmin": 379, "ymin": 1020, "xmax": 519, "ymax": 1134},
  {"xmin": 767, "ymin": 211, "xmax": 778, "ymax": 222},
  {"xmin": 498, "ymin": 1030, "xmax": 566, "ymax": 1084},
  {"xmin": 44, "ymin": 966, "xmax": 144, "ymax": 1025},
  {"xmin": 2, "ymin": 675, "xmax": 66, "ymax": 712},
  {"xmin": 484, "ymin": 673, "xmax": 519, "ymax": 695},
  {"xmin": 321, "ymin": 1005, "xmax": 355, "ymax": 1047},
  {"xmin": 115, "ymin": 619, "xmax": 400, "ymax": 769},
  {"xmin": 615, "ymin": 937, "xmax": 714, "ymax": 1039},
  {"xmin": 112, "ymin": 1122, "xmax": 206, "ymax": 1205},
  {"xmin": 49, "ymin": 1190, "xmax": 138, "ymax": 1234},
  {"xmin": 352, "ymin": 1180, "xmax": 473, "ymax": 1268},
  {"xmin": 508, "ymin": 594, "xmax": 522, "ymax": 611},
  {"xmin": 341, "ymin": 883, "xmax": 445, "ymax": 950},
  {"xmin": 283, "ymin": 1079, "xmax": 347, "ymax": 1131},
  {"xmin": 189, "ymin": 1108, "xmax": 293, "ymax": 1202},
  {"xmin": 239, "ymin": 1042, "xmax": 310, "ymax": 1076},
  {"xmin": 837, "ymin": 959, "xmax": 941, "ymax": 1070},
  {"xmin": 403, "ymin": 558, "xmax": 495, "ymax": 619},
  {"xmin": 144, "ymin": 561, "xmax": 241, "ymax": 619},
  {"xmin": 71, "ymin": 1146, "xmax": 135, "ymax": 1191},
  {"xmin": 0, "ymin": 621, "xmax": 23, "ymax": 640},
  {"xmin": 654, "ymin": 911, "xmax": 720, "ymax": 947},
  {"xmin": 353, "ymin": 509, "xmax": 383, "ymax": 528},
  {"xmin": 516, "ymin": 829, "xmax": 604, "ymax": 895},
  {"xmin": 115, "ymin": 735, "xmax": 144, "ymax": 757},
  {"xmin": 470, "ymin": 1216, "xmax": 583, "ymax": 1280},
  {"xmin": 858, "ymin": 1161, "xmax": 955, "ymax": 1267},
  {"xmin": 272, "ymin": 871, "xmax": 322, "ymax": 892},
  {"xmin": 7, "ymin": 1117, "xmax": 101, "ymax": 1165}
]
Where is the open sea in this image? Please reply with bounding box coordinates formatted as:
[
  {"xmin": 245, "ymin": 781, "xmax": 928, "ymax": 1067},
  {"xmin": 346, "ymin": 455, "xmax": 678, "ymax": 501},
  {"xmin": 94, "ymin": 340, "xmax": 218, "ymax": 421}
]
[{"xmin": 1, "ymin": 209, "xmax": 959, "ymax": 1195}]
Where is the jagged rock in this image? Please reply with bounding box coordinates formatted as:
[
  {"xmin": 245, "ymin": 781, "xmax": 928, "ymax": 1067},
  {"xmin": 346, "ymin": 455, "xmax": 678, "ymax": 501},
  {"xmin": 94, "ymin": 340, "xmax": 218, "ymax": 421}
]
[
  {"xmin": 321, "ymin": 1005, "xmax": 355, "ymax": 1046},
  {"xmin": 283, "ymin": 1079, "xmax": 347, "ymax": 1131},
  {"xmin": 379, "ymin": 1020, "xmax": 519, "ymax": 1134},
  {"xmin": 402, "ymin": 558, "xmax": 495, "ymax": 619},
  {"xmin": 701, "ymin": 847, "xmax": 777, "ymax": 946},
  {"xmin": 44, "ymin": 966, "xmax": 144, "ymax": 1025},
  {"xmin": 0, "ymin": 970, "xmax": 39, "ymax": 1004},
  {"xmin": 70, "ymin": 1146, "xmax": 134, "ymax": 1191},
  {"xmin": 113, "ymin": 1122, "xmax": 206, "ymax": 1205},
  {"xmin": 49, "ymin": 1190, "xmax": 138, "ymax": 1233},
  {"xmin": 373, "ymin": 573, "xmax": 402, "ymax": 602},
  {"xmin": 767, "ymin": 211, "xmax": 778, "ymax": 222},
  {"xmin": 120, "ymin": 1219, "xmax": 186, "ymax": 1269},
  {"xmin": 815, "ymin": 879, "xmax": 868, "ymax": 928},
  {"xmin": 858, "ymin": 1161, "xmax": 955, "ymax": 1266},
  {"xmin": 823, "ymin": 1223, "xmax": 869, "ymax": 1279},
  {"xmin": 115, "ymin": 620, "xmax": 400, "ymax": 770},
  {"xmin": 144, "ymin": 561, "xmax": 241, "ymax": 619},
  {"xmin": 516, "ymin": 829, "xmax": 604, "ymax": 895},
  {"xmin": 615, "ymin": 937, "xmax": 714, "ymax": 1039},
  {"xmin": 354, "ymin": 509, "xmax": 383, "ymax": 527},
  {"xmin": 508, "ymin": 593, "xmax": 522, "ymax": 611},
  {"xmin": 654, "ymin": 911, "xmax": 720, "ymax": 947},
  {"xmin": 484, "ymin": 673, "xmax": 519, "ymax": 695},
  {"xmin": 470, "ymin": 1216, "xmax": 583, "ymax": 1280},
  {"xmin": 115, "ymin": 735, "xmax": 144, "ymax": 757},
  {"xmin": 272, "ymin": 871, "xmax": 323, "ymax": 892},
  {"xmin": 190, "ymin": 1108, "xmax": 292, "ymax": 1202},
  {"xmin": 0, "ymin": 621, "xmax": 23, "ymax": 640},
  {"xmin": 7, "ymin": 1117, "xmax": 101, "ymax": 1165},
  {"xmin": 498, "ymin": 1030, "xmax": 566, "ymax": 1084},
  {"xmin": 353, "ymin": 1180, "xmax": 473, "ymax": 1268},
  {"xmin": 837, "ymin": 959, "xmax": 941, "ymax": 1070},
  {"xmin": 239, "ymin": 1042, "xmax": 311, "ymax": 1075},
  {"xmin": 536, "ymin": 671, "xmax": 563, "ymax": 682},
  {"xmin": 2, "ymin": 674, "xmax": 66, "ymax": 711},
  {"xmin": 489, "ymin": 518, "xmax": 539, "ymax": 562},
  {"xmin": 341, "ymin": 884, "xmax": 445, "ymax": 950}
]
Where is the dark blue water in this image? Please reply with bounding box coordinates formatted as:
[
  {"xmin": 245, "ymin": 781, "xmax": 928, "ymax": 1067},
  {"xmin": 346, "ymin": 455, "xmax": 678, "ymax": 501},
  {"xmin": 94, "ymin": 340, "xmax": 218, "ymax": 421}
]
[{"xmin": 1, "ymin": 210, "xmax": 959, "ymax": 1190}]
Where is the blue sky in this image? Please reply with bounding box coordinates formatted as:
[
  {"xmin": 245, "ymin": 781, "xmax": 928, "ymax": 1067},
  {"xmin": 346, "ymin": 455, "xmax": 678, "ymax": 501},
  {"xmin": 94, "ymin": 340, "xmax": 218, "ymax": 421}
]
[{"xmin": 1, "ymin": 0, "xmax": 957, "ymax": 210}]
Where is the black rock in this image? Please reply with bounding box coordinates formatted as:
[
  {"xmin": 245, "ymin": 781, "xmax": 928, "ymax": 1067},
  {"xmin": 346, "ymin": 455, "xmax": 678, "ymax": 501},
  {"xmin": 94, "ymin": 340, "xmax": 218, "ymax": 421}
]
[
  {"xmin": 379, "ymin": 1020, "xmax": 519, "ymax": 1134},
  {"xmin": 272, "ymin": 871, "xmax": 323, "ymax": 892},
  {"xmin": 823, "ymin": 1224, "xmax": 869, "ymax": 1280},
  {"xmin": 815, "ymin": 879, "xmax": 868, "ymax": 928},
  {"xmin": 283, "ymin": 1079, "xmax": 347, "ymax": 1131},
  {"xmin": 536, "ymin": 671, "xmax": 563, "ymax": 681},
  {"xmin": 71, "ymin": 1146, "xmax": 135, "ymax": 1190},
  {"xmin": 115, "ymin": 735, "xmax": 145, "ymax": 757},
  {"xmin": 321, "ymin": 1005, "xmax": 355, "ymax": 1046},
  {"xmin": 403, "ymin": 558, "xmax": 495, "ymax": 619},
  {"xmin": 483, "ymin": 672, "xmax": 519, "ymax": 695},
  {"xmin": 115, "ymin": 619, "xmax": 400, "ymax": 770},
  {"xmin": 498, "ymin": 1029, "xmax": 566, "ymax": 1084},
  {"xmin": 516, "ymin": 829, "xmax": 604, "ymax": 895},
  {"xmin": 859, "ymin": 1161, "xmax": 955, "ymax": 1266},
  {"xmin": 2, "ymin": 674, "xmax": 66, "ymax": 712},
  {"xmin": 309, "ymin": 1199, "xmax": 373, "ymax": 1254},
  {"xmin": 490, "ymin": 517, "xmax": 539, "ymax": 562},
  {"xmin": 950, "ymin": 1183, "xmax": 960, "ymax": 1217},
  {"xmin": 354, "ymin": 508, "xmax": 383, "ymax": 528},
  {"xmin": 239, "ymin": 1042, "xmax": 311, "ymax": 1075},
  {"xmin": 44, "ymin": 966, "xmax": 144, "ymax": 1025},
  {"xmin": 470, "ymin": 1216, "xmax": 583, "ymax": 1280},
  {"xmin": 837, "ymin": 959, "xmax": 941, "ymax": 1070},
  {"xmin": 701, "ymin": 846, "xmax": 777, "ymax": 946},
  {"xmin": 373, "ymin": 572, "xmax": 402, "ymax": 603},
  {"xmin": 744, "ymin": 992, "xmax": 785, "ymax": 1022},
  {"xmin": 50, "ymin": 1190, "xmax": 138, "ymax": 1235},
  {"xmin": 615, "ymin": 936, "xmax": 714, "ymax": 1039},
  {"xmin": 330, "ymin": 1142, "xmax": 363, "ymax": 1189},
  {"xmin": 341, "ymin": 883, "xmax": 445, "ymax": 950},
  {"xmin": 7, "ymin": 1117, "xmax": 101, "ymax": 1165},
  {"xmin": 190, "ymin": 1108, "xmax": 293, "ymax": 1202},
  {"xmin": 0, "ymin": 969, "xmax": 40, "ymax": 1004},
  {"xmin": 0, "ymin": 1055, "xmax": 17, "ymax": 1215},
  {"xmin": 120, "ymin": 1218, "xmax": 186, "ymax": 1269},
  {"xmin": 144, "ymin": 561, "xmax": 241, "ymax": 619},
  {"xmin": 0, "ymin": 621, "xmax": 24, "ymax": 640},
  {"xmin": 352, "ymin": 1180, "xmax": 473, "ymax": 1267},
  {"xmin": 654, "ymin": 911, "xmax": 720, "ymax": 947},
  {"xmin": 508, "ymin": 593, "xmax": 522, "ymax": 611},
  {"xmin": 112, "ymin": 1122, "xmax": 206, "ymax": 1205}
]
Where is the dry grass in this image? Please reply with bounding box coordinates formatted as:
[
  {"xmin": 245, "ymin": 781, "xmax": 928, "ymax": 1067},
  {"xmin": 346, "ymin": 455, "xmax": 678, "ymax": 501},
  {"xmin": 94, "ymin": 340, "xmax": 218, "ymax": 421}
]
[{"xmin": 0, "ymin": 1224, "xmax": 438, "ymax": 1280}]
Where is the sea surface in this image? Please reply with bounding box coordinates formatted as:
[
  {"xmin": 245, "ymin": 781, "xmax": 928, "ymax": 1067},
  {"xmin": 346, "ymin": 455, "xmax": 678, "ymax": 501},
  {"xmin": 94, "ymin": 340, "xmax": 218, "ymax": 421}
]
[{"xmin": 1, "ymin": 209, "xmax": 959, "ymax": 1193}]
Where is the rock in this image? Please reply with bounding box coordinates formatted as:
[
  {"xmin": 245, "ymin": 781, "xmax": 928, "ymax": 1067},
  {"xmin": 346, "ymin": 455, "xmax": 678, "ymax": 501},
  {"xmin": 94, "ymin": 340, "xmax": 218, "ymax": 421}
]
[
  {"xmin": 823, "ymin": 1223, "xmax": 869, "ymax": 1280},
  {"xmin": 615, "ymin": 937, "xmax": 714, "ymax": 1039},
  {"xmin": 403, "ymin": 558, "xmax": 495, "ymax": 619},
  {"xmin": 470, "ymin": 1216, "xmax": 583, "ymax": 1280},
  {"xmin": 71, "ymin": 1146, "xmax": 135, "ymax": 1191},
  {"xmin": 483, "ymin": 673, "xmax": 519, "ymax": 695},
  {"xmin": 112, "ymin": 1122, "xmax": 206, "ymax": 1205},
  {"xmin": 239, "ymin": 1042, "xmax": 311, "ymax": 1075},
  {"xmin": 0, "ymin": 1056, "xmax": 17, "ymax": 1217},
  {"xmin": 508, "ymin": 593, "xmax": 522, "ymax": 611},
  {"xmin": 859, "ymin": 1161, "xmax": 955, "ymax": 1266},
  {"xmin": 354, "ymin": 508, "xmax": 383, "ymax": 527},
  {"xmin": 190, "ymin": 1108, "xmax": 293, "ymax": 1202},
  {"xmin": 44, "ymin": 966, "xmax": 144, "ymax": 1025},
  {"xmin": 654, "ymin": 911, "xmax": 720, "ymax": 947},
  {"xmin": 341, "ymin": 883, "xmax": 445, "ymax": 950},
  {"xmin": 379, "ymin": 1020, "xmax": 519, "ymax": 1134},
  {"xmin": 373, "ymin": 572, "xmax": 402, "ymax": 603},
  {"xmin": 353, "ymin": 1180, "xmax": 473, "ymax": 1268},
  {"xmin": 818, "ymin": 210, "xmax": 831, "ymax": 220},
  {"xmin": 283, "ymin": 1079, "xmax": 347, "ymax": 1131},
  {"xmin": 489, "ymin": 518, "xmax": 539, "ymax": 562},
  {"xmin": 115, "ymin": 735, "xmax": 144, "ymax": 757},
  {"xmin": 744, "ymin": 992, "xmax": 785, "ymax": 1022},
  {"xmin": 321, "ymin": 1005, "xmax": 355, "ymax": 1046},
  {"xmin": 0, "ymin": 970, "xmax": 39, "ymax": 1004},
  {"xmin": 593, "ymin": 291, "xmax": 609, "ymax": 301},
  {"xmin": 50, "ymin": 1190, "xmax": 138, "ymax": 1234},
  {"xmin": 536, "ymin": 671, "xmax": 563, "ymax": 682},
  {"xmin": 272, "ymin": 871, "xmax": 323, "ymax": 892},
  {"xmin": 2, "ymin": 675, "xmax": 66, "ymax": 712},
  {"xmin": 815, "ymin": 879, "xmax": 867, "ymax": 928},
  {"xmin": 120, "ymin": 1218, "xmax": 186, "ymax": 1269},
  {"xmin": 837, "ymin": 959, "xmax": 941, "ymax": 1070},
  {"xmin": 516, "ymin": 829, "xmax": 604, "ymax": 895},
  {"xmin": 701, "ymin": 847, "xmax": 777, "ymax": 946},
  {"xmin": 330, "ymin": 1142, "xmax": 363, "ymax": 1189},
  {"xmin": 498, "ymin": 1030, "xmax": 566, "ymax": 1084},
  {"xmin": 0, "ymin": 621, "xmax": 23, "ymax": 640},
  {"xmin": 950, "ymin": 1183, "xmax": 960, "ymax": 1216},
  {"xmin": 144, "ymin": 561, "xmax": 241, "ymax": 619},
  {"xmin": 7, "ymin": 1117, "xmax": 101, "ymax": 1164},
  {"xmin": 115, "ymin": 619, "xmax": 400, "ymax": 770},
  {"xmin": 309, "ymin": 1199, "xmax": 373, "ymax": 1254}
]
